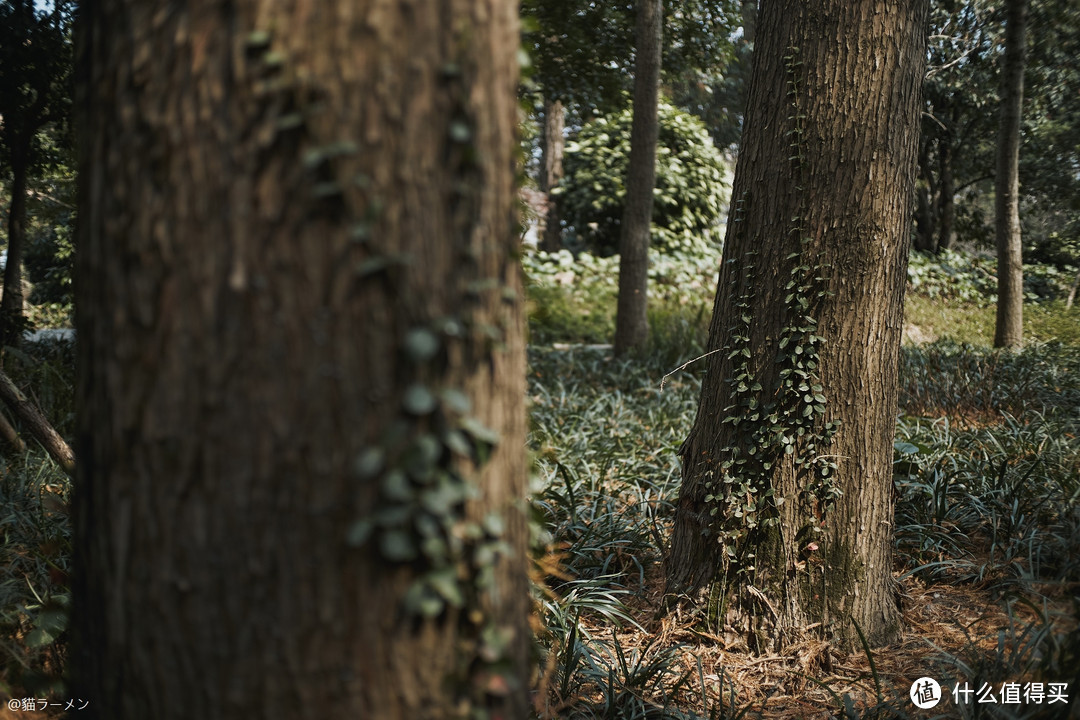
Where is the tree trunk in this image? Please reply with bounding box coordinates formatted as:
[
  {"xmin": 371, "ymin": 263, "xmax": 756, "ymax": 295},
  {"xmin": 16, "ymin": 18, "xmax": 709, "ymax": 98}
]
[
  {"xmin": 0, "ymin": 369, "xmax": 75, "ymax": 475},
  {"xmin": 1066, "ymin": 267, "xmax": 1080, "ymax": 310},
  {"xmin": 994, "ymin": 0, "xmax": 1028, "ymax": 348},
  {"xmin": 665, "ymin": 0, "xmax": 927, "ymax": 653},
  {"xmin": 937, "ymin": 105, "xmax": 958, "ymax": 252},
  {"xmin": 539, "ymin": 98, "xmax": 565, "ymax": 253},
  {"xmin": 71, "ymin": 2, "xmax": 529, "ymax": 719},
  {"xmin": 614, "ymin": 0, "xmax": 662, "ymax": 356},
  {"xmin": 1, "ymin": 153, "xmax": 28, "ymax": 348},
  {"xmin": 913, "ymin": 143, "xmax": 937, "ymax": 253}
]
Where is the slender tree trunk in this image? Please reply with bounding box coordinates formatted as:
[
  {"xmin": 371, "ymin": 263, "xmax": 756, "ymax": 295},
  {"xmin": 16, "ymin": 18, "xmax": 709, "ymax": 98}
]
[
  {"xmin": 71, "ymin": 1, "xmax": 529, "ymax": 719},
  {"xmin": 1, "ymin": 153, "xmax": 28, "ymax": 347},
  {"xmin": 539, "ymin": 98, "xmax": 565, "ymax": 252},
  {"xmin": 614, "ymin": 0, "xmax": 662, "ymax": 356},
  {"xmin": 938, "ymin": 140, "xmax": 956, "ymax": 251},
  {"xmin": 994, "ymin": 0, "xmax": 1028, "ymax": 348},
  {"xmin": 936, "ymin": 103, "xmax": 960, "ymax": 253},
  {"xmin": 1066, "ymin": 267, "xmax": 1080, "ymax": 310},
  {"xmin": 914, "ymin": 144, "xmax": 937, "ymax": 253},
  {"xmin": 666, "ymin": 0, "xmax": 927, "ymax": 653},
  {"xmin": 915, "ymin": 185, "xmax": 935, "ymax": 253}
]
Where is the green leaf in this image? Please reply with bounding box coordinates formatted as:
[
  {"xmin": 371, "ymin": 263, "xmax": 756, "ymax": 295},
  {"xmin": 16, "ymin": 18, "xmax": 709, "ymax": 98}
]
[
  {"xmin": 403, "ymin": 384, "xmax": 437, "ymax": 415},
  {"xmin": 482, "ymin": 512, "xmax": 505, "ymax": 537},
  {"xmin": 346, "ymin": 519, "xmax": 374, "ymax": 547},
  {"xmin": 353, "ymin": 447, "xmax": 384, "ymax": 480},
  {"xmin": 427, "ymin": 568, "xmax": 465, "ymax": 607},
  {"xmin": 404, "ymin": 329, "xmax": 440, "ymax": 362},
  {"xmin": 443, "ymin": 429, "xmax": 471, "ymax": 457},
  {"xmin": 381, "ymin": 469, "xmax": 412, "ymax": 502},
  {"xmin": 380, "ymin": 530, "xmax": 418, "ymax": 562},
  {"xmin": 404, "ymin": 583, "xmax": 445, "ymax": 617},
  {"xmin": 460, "ymin": 416, "xmax": 500, "ymax": 445},
  {"xmin": 25, "ymin": 627, "xmax": 57, "ymax": 648}
]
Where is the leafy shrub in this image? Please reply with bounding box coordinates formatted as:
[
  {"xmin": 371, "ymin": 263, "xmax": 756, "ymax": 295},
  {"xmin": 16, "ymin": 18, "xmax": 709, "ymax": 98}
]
[
  {"xmin": 556, "ymin": 103, "xmax": 731, "ymax": 257},
  {"xmin": 907, "ymin": 249, "xmax": 1077, "ymax": 304},
  {"xmin": 907, "ymin": 250, "xmax": 999, "ymax": 303}
]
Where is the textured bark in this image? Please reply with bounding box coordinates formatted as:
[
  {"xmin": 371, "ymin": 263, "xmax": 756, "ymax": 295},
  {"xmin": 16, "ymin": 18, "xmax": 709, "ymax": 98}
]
[
  {"xmin": 994, "ymin": 0, "xmax": 1028, "ymax": 348},
  {"xmin": 539, "ymin": 98, "xmax": 565, "ymax": 252},
  {"xmin": 71, "ymin": 1, "xmax": 528, "ymax": 719},
  {"xmin": 614, "ymin": 0, "xmax": 662, "ymax": 356},
  {"xmin": 666, "ymin": 0, "xmax": 927, "ymax": 653}
]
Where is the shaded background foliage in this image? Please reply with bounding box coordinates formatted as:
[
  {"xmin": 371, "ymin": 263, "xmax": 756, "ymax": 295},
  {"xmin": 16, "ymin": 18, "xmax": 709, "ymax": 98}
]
[{"xmin": 556, "ymin": 103, "xmax": 731, "ymax": 257}]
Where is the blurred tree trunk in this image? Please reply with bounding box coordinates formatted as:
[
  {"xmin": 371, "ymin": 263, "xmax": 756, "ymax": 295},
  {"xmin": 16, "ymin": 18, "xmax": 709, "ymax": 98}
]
[
  {"xmin": 666, "ymin": 0, "xmax": 927, "ymax": 653},
  {"xmin": 994, "ymin": 0, "xmax": 1028, "ymax": 348},
  {"xmin": 0, "ymin": 151, "xmax": 27, "ymax": 347},
  {"xmin": 539, "ymin": 97, "xmax": 565, "ymax": 252},
  {"xmin": 1067, "ymin": 268, "xmax": 1080, "ymax": 310},
  {"xmin": 936, "ymin": 102, "xmax": 961, "ymax": 253},
  {"xmin": 914, "ymin": 144, "xmax": 938, "ymax": 253},
  {"xmin": 614, "ymin": 0, "xmax": 662, "ymax": 356},
  {"xmin": 0, "ymin": 0, "xmax": 71, "ymax": 347},
  {"xmin": 71, "ymin": 1, "xmax": 529, "ymax": 719}
]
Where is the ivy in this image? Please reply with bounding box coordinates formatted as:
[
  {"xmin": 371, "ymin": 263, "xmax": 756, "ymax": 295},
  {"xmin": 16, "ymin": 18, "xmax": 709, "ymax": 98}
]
[
  {"xmin": 701, "ymin": 46, "xmax": 841, "ymax": 572},
  {"xmin": 347, "ymin": 317, "xmax": 511, "ymax": 619}
]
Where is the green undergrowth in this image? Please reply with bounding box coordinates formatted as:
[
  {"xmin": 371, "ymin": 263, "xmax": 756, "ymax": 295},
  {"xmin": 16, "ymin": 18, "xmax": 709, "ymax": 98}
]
[
  {"xmin": 530, "ymin": 348, "xmax": 741, "ymax": 718},
  {"xmin": 527, "ymin": 280, "xmax": 1080, "ymax": 716},
  {"xmin": 0, "ymin": 339, "xmax": 76, "ymax": 698},
  {"xmin": 524, "ymin": 249, "xmax": 717, "ymax": 349},
  {"xmin": 899, "ymin": 340, "xmax": 1080, "ymax": 419},
  {"xmin": 526, "ymin": 246, "xmax": 1080, "ymax": 351},
  {"xmin": 0, "ymin": 452, "xmax": 71, "ymax": 698}
]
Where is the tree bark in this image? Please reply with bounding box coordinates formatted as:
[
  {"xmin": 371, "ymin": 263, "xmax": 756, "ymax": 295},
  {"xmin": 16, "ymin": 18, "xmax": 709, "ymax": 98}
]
[
  {"xmin": 614, "ymin": 0, "xmax": 662, "ymax": 356},
  {"xmin": 539, "ymin": 97, "xmax": 565, "ymax": 252},
  {"xmin": 994, "ymin": 0, "xmax": 1028, "ymax": 348},
  {"xmin": 71, "ymin": 1, "xmax": 529, "ymax": 719},
  {"xmin": 666, "ymin": 0, "xmax": 927, "ymax": 653}
]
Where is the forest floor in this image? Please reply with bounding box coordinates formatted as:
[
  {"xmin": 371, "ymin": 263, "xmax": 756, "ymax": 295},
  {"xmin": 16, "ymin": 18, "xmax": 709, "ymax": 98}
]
[
  {"xmin": 557, "ymin": 549, "xmax": 1078, "ymax": 719},
  {"xmin": 528, "ymin": 319, "xmax": 1080, "ymax": 719}
]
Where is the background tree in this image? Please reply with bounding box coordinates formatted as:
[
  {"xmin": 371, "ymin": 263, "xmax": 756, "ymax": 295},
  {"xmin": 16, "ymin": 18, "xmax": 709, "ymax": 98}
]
[
  {"xmin": 71, "ymin": 1, "xmax": 529, "ymax": 718},
  {"xmin": 915, "ymin": 0, "xmax": 997, "ymax": 254},
  {"xmin": 538, "ymin": 98, "xmax": 565, "ymax": 252},
  {"xmin": 994, "ymin": 0, "xmax": 1029, "ymax": 347},
  {"xmin": 521, "ymin": 0, "xmax": 737, "ymax": 252},
  {"xmin": 1017, "ymin": 0, "xmax": 1080, "ymax": 305},
  {"xmin": 0, "ymin": 0, "xmax": 72, "ymax": 346},
  {"xmin": 614, "ymin": 0, "xmax": 663, "ymax": 355},
  {"xmin": 670, "ymin": 0, "xmax": 757, "ymax": 152},
  {"xmin": 666, "ymin": 0, "xmax": 927, "ymax": 652}
]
